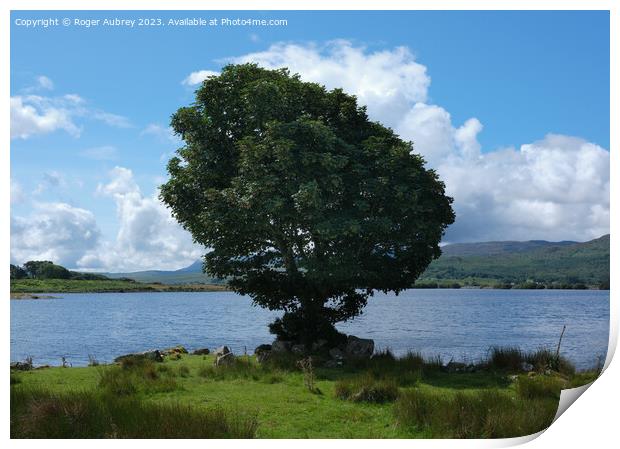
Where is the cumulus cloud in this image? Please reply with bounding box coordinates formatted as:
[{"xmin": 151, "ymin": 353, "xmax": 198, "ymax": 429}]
[
  {"xmin": 10, "ymin": 202, "xmax": 101, "ymax": 267},
  {"xmin": 10, "ymin": 95, "xmax": 80, "ymax": 139},
  {"xmin": 229, "ymin": 41, "xmax": 609, "ymax": 242},
  {"xmin": 230, "ymin": 41, "xmax": 430, "ymax": 126},
  {"xmin": 182, "ymin": 70, "xmax": 220, "ymax": 86},
  {"xmin": 10, "ymin": 93, "xmax": 131, "ymax": 139},
  {"xmin": 79, "ymin": 167, "xmax": 203, "ymax": 271}
]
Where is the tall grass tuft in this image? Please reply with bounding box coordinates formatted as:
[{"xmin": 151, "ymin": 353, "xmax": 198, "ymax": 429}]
[
  {"xmin": 487, "ymin": 346, "xmax": 524, "ymax": 371},
  {"xmin": 197, "ymin": 356, "xmax": 284, "ymax": 384},
  {"xmin": 11, "ymin": 386, "xmax": 258, "ymax": 438},
  {"xmin": 526, "ymin": 348, "xmax": 575, "ymax": 376},
  {"xmin": 334, "ymin": 374, "xmax": 400, "ymax": 403},
  {"xmin": 394, "ymin": 388, "xmax": 557, "ymax": 438},
  {"xmin": 344, "ymin": 349, "xmax": 427, "ymax": 387},
  {"xmin": 97, "ymin": 358, "xmax": 177, "ymax": 395},
  {"xmin": 515, "ymin": 375, "xmax": 565, "ymax": 400},
  {"xmin": 486, "ymin": 346, "xmax": 575, "ymax": 376}
]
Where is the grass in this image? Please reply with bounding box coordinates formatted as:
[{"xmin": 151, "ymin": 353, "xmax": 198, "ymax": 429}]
[
  {"xmin": 10, "ymin": 349, "xmax": 599, "ymax": 438},
  {"xmin": 334, "ymin": 374, "xmax": 400, "ymax": 403},
  {"xmin": 11, "ymin": 387, "xmax": 257, "ymax": 438},
  {"xmin": 10, "ymin": 278, "xmax": 228, "ymax": 295},
  {"xmin": 486, "ymin": 346, "xmax": 575, "ymax": 376},
  {"xmin": 394, "ymin": 388, "xmax": 557, "ymax": 438}
]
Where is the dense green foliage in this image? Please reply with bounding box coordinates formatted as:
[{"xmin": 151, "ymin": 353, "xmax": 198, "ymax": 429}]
[
  {"xmin": 11, "ymin": 260, "xmax": 110, "ymax": 281},
  {"xmin": 419, "ymin": 234, "xmax": 609, "ymax": 288},
  {"xmin": 11, "ymin": 349, "xmax": 597, "ymax": 438},
  {"xmin": 160, "ymin": 63, "xmax": 454, "ymax": 345}
]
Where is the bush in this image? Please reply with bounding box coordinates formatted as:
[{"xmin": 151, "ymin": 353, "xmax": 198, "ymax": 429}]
[
  {"xmin": 10, "ymin": 386, "xmax": 258, "ymax": 438},
  {"xmin": 516, "ymin": 375, "xmax": 565, "ymax": 400},
  {"xmin": 334, "ymin": 374, "xmax": 399, "ymax": 403},
  {"xmin": 394, "ymin": 388, "xmax": 557, "ymax": 438}
]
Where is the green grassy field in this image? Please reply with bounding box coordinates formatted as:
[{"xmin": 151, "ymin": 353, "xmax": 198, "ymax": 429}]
[
  {"xmin": 10, "ymin": 278, "xmax": 228, "ymax": 295},
  {"xmin": 10, "ymin": 350, "xmax": 598, "ymax": 439}
]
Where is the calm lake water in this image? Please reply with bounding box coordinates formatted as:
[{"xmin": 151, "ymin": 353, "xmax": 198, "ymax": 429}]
[{"xmin": 10, "ymin": 289, "xmax": 609, "ymax": 369}]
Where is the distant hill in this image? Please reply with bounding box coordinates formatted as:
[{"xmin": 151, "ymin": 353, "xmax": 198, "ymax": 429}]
[
  {"xmin": 440, "ymin": 240, "xmax": 578, "ymax": 258},
  {"xmin": 422, "ymin": 235, "xmax": 610, "ymax": 288},
  {"xmin": 104, "ymin": 260, "xmax": 223, "ymax": 285},
  {"xmin": 104, "ymin": 235, "xmax": 609, "ymax": 288}
]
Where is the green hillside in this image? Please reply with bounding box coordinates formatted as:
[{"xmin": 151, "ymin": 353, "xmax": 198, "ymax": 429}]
[{"xmin": 420, "ymin": 235, "xmax": 609, "ymax": 288}]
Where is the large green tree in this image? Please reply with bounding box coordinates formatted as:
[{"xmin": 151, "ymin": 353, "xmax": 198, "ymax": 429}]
[{"xmin": 161, "ymin": 64, "xmax": 455, "ymax": 346}]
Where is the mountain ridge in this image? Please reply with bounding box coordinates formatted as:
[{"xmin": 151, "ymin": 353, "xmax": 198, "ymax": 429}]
[{"xmin": 104, "ymin": 235, "xmax": 609, "ymax": 287}]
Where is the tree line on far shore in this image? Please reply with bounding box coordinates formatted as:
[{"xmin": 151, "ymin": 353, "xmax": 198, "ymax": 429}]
[{"xmin": 10, "ymin": 261, "xmax": 113, "ymax": 282}]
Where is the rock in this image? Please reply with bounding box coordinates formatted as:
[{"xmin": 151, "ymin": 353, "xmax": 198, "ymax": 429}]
[
  {"xmin": 214, "ymin": 346, "xmax": 231, "ymax": 357},
  {"xmin": 114, "ymin": 350, "xmax": 164, "ymax": 364},
  {"xmin": 329, "ymin": 347, "xmax": 345, "ymax": 360},
  {"xmin": 345, "ymin": 335, "xmax": 374, "ymax": 359},
  {"xmin": 254, "ymin": 344, "xmax": 272, "ymax": 354},
  {"xmin": 312, "ymin": 339, "xmax": 328, "ymax": 352},
  {"xmin": 520, "ymin": 362, "xmax": 534, "ymax": 372},
  {"xmin": 215, "ymin": 352, "xmax": 235, "ymax": 367},
  {"xmin": 10, "ymin": 361, "xmax": 32, "ymax": 371},
  {"xmin": 445, "ymin": 361, "xmax": 467, "ymax": 373},
  {"xmin": 256, "ymin": 350, "xmax": 272, "ymax": 364},
  {"xmin": 192, "ymin": 348, "xmax": 211, "ymax": 355},
  {"xmin": 271, "ymin": 340, "xmax": 291, "ymax": 353},
  {"xmin": 161, "ymin": 345, "xmax": 188, "ymax": 356},
  {"xmin": 324, "ymin": 359, "xmax": 343, "ymax": 368},
  {"xmin": 291, "ymin": 344, "xmax": 306, "ymax": 355},
  {"xmin": 464, "ymin": 364, "xmax": 477, "ymax": 373}
]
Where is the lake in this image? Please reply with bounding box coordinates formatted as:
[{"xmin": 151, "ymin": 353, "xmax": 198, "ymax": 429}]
[{"xmin": 10, "ymin": 289, "xmax": 609, "ymax": 369}]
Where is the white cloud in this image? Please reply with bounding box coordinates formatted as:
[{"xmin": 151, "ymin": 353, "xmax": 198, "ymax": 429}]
[
  {"xmin": 81, "ymin": 167, "xmax": 203, "ymax": 271},
  {"xmin": 10, "ymin": 202, "xmax": 101, "ymax": 267},
  {"xmin": 231, "ymin": 41, "xmax": 609, "ymax": 242},
  {"xmin": 91, "ymin": 111, "xmax": 132, "ymax": 128},
  {"xmin": 79, "ymin": 145, "xmax": 118, "ymax": 160},
  {"xmin": 182, "ymin": 70, "xmax": 220, "ymax": 86},
  {"xmin": 231, "ymin": 41, "xmax": 430, "ymax": 125},
  {"xmin": 36, "ymin": 75, "xmax": 54, "ymax": 90},
  {"xmin": 10, "ymin": 93, "xmax": 130, "ymax": 139},
  {"xmin": 11, "ymin": 179, "xmax": 25, "ymax": 204},
  {"xmin": 10, "ymin": 95, "xmax": 80, "ymax": 139},
  {"xmin": 33, "ymin": 171, "xmax": 66, "ymax": 195},
  {"xmin": 141, "ymin": 123, "xmax": 181, "ymax": 144}
]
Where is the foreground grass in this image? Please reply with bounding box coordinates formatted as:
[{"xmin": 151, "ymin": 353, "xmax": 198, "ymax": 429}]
[
  {"xmin": 10, "ymin": 351, "xmax": 599, "ymax": 439},
  {"xmin": 10, "ymin": 278, "xmax": 228, "ymax": 295}
]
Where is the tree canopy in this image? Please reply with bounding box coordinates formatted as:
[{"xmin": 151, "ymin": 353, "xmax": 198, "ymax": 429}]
[{"xmin": 160, "ymin": 64, "xmax": 455, "ymax": 345}]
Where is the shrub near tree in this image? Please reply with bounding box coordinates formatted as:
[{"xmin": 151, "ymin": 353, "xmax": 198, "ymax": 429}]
[{"xmin": 160, "ymin": 64, "xmax": 455, "ymax": 347}]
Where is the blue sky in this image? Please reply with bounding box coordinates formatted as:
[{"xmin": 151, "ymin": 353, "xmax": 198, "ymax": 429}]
[{"xmin": 10, "ymin": 10, "xmax": 610, "ymax": 271}]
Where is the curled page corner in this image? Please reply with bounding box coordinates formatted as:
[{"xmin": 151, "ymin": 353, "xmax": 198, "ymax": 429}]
[{"xmin": 553, "ymin": 381, "xmax": 594, "ymax": 423}]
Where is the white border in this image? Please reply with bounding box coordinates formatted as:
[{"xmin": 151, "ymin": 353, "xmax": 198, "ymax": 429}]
[{"xmin": 2, "ymin": 1, "xmax": 617, "ymax": 448}]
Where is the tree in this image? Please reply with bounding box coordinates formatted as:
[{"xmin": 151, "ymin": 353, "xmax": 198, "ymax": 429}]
[
  {"xmin": 10, "ymin": 264, "xmax": 28, "ymax": 279},
  {"xmin": 22, "ymin": 261, "xmax": 71, "ymax": 279},
  {"xmin": 160, "ymin": 64, "xmax": 455, "ymax": 346}
]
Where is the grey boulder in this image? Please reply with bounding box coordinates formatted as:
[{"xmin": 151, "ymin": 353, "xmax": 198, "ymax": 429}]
[{"xmin": 345, "ymin": 335, "xmax": 374, "ymax": 358}]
